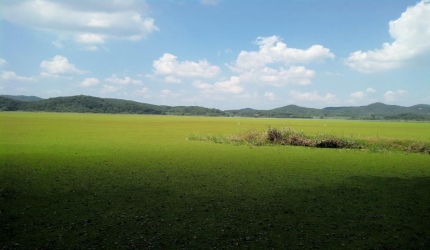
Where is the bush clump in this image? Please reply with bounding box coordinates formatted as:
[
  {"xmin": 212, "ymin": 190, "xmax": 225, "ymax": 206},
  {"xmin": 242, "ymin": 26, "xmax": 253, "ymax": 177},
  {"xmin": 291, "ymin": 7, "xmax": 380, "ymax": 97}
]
[
  {"xmin": 187, "ymin": 126, "xmax": 429, "ymax": 154},
  {"xmin": 315, "ymin": 138, "xmax": 360, "ymax": 149},
  {"xmin": 404, "ymin": 142, "xmax": 430, "ymax": 154},
  {"xmin": 266, "ymin": 128, "xmax": 283, "ymax": 143}
]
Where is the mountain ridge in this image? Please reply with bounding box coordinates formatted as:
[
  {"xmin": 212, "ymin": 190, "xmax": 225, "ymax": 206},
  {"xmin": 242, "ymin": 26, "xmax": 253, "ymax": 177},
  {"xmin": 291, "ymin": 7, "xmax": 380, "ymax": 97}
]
[{"xmin": 1, "ymin": 95, "xmax": 429, "ymax": 120}]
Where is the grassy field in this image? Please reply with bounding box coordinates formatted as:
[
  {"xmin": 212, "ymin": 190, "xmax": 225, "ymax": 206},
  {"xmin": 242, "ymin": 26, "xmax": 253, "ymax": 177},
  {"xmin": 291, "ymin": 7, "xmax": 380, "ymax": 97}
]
[{"xmin": 1, "ymin": 112, "xmax": 430, "ymax": 249}]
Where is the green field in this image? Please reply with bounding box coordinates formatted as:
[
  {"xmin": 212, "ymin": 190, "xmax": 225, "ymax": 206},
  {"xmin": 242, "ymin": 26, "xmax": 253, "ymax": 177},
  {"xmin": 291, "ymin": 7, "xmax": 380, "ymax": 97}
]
[{"xmin": 1, "ymin": 112, "xmax": 430, "ymax": 249}]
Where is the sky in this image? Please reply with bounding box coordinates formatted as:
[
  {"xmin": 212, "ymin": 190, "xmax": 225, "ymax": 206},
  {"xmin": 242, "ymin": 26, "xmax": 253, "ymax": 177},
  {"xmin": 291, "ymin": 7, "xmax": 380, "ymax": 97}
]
[{"xmin": 0, "ymin": 0, "xmax": 429, "ymax": 110}]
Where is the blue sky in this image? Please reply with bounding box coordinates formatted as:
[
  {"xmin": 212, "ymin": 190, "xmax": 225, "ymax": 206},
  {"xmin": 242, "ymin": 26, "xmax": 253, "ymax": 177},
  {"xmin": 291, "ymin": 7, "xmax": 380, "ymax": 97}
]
[{"xmin": 1, "ymin": 0, "xmax": 429, "ymax": 109}]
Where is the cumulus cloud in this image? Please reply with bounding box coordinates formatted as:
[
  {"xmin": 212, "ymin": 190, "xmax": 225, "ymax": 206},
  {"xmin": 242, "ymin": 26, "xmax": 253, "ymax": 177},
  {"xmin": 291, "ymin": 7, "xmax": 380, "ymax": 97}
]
[
  {"xmin": 239, "ymin": 66, "xmax": 315, "ymax": 86},
  {"xmin": 1, "ymin": 71, "xmax": 37, "ymax": 82},
  {"xmin": 289, "ymin": 90, "xmax": 337, "ymax": 103},
  {"xmin": 40, "ymin": 55, "xmax": 85, "ymax": 76},
  {"xmin": 75, "ymin": 34, "xmax": 105, "ymax": 44},
  {"xmin": 345, "ymin": 1, "xmax": 430, "ymax": 73},
  {"xmin": 0, "ymin": 58, "xmax": 6, "ymax": 66},
  {"xmin": 136, "ymin": 87, "xmax": 148, "ymax": 94},
  {"xmin": 101, "ymin": 84, "xmax": 120, "ymax": 93},
  {"xmin": 226, "ymin": 36, "xmax": 330, "ymax": 87},
  {"xmin": 164, "ymin": 76, "xmax": 181, "ymax": 83},
  {"xmin": 200, "ymin": 0, "xmax": 221, "ymax": 5},
  {"xmin": 213, "ymin": 77, "xmax": 243, "ymax": 94},
  {"xmin": 350, "ymin": 91, "xmax": 365, "ymax": 99},
  {"xmin": 0, "ymin": 0, "xmax": 158, "ymax": 48},
  {"xmin": 232, "ymin": 36, "xmax": 334, "ymax": 71},
  {"xmin": 80, "ymin": 77, "xmax": 100, "ymax": 87},
  {"xmin": 105, "ymin": 75, "xmax": 142, "ymax": 85},
  {"xmin": 193, "ymin": 76, "xmax": 243, "ymax": 94},
  {"xmin": 366, "ymin": 87, "xmax": 377, "ymax": 93},
  {"xmin": 153, "ymin": 53, "xmax": 221, "ymax": 79},
  {"xmin": 160, "ymin": 89, "xmax": 181, "ymax": 98},
  {"xmin": 383, "ymin": 90, "xmax": 407, "ymax": 102},
  {"xmin": 264, "ymin": 92, "xmax": 276, "ymax": 101}
]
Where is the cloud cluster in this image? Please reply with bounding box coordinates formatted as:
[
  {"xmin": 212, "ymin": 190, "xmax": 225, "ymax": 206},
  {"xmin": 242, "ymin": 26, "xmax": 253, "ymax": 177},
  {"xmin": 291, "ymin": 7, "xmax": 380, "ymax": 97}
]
[
  {"xmin": 101, "ymin": 85, "xmax": 120, "ymax": 93},
  {"xmin": 1, "ymin": 71, "xmax": 37, "ymax": 82},
  {"xmin": 0, "ymin": 58, "xmax": 7, "ymax": 66},
  {"xmin": 193, "ymin": 77, "xmax": 243, "ymax": 94},
  {"xmin": 233, "ymin": 36, "xmax": 334, "ymax": 70},
  {"xmin": 105, "ymin": 75, "xmax": 142, "ymax": 85},
  {"xmin": 346, "ymin": 0, "xmax": 430, "ymax": 73},
  {"xmin": 0, "ymin": 0, "xmax": 158, "ymax": 50},
  {"xmin": 264, "ymin": 92, "xmax": 276, "ymax": 101},
  {"xmin": 200, "ymin": 0, "xmax": 221, "ymax": 6},
  {"xmin": 239, "ymin": 66, "xmax": 315, "ymax": 87},
  {"xmin": 289, "ymin": 90, "xmax": 337, "ymax": 103},
  {"xmin": 383, "ymin": 90, "xmax": 407, "ymax": 102},
  {"xmin": 153, "ymin": 53, "xmax": 221, "ymax": 80},
  {"xmin": 40, "ymin": 55, "xmax": 85, "ymax": 77},
  {"xmin": 80, "ymin": 77, "xmax": 100, "ymax": 87},
  {"xmin": 226, "ymin": 36, "xmax": 333, "ymax": 88},
  {"xmin": 350, "ymin": 88, "xmax": 377, "ymax": 99}
]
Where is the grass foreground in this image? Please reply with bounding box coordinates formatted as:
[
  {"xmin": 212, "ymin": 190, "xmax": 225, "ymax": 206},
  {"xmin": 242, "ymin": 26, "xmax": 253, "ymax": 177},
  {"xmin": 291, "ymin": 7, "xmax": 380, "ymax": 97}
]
[{"xmin": 1, "ymin": 112, "xmax": 430, "ymax": 249}]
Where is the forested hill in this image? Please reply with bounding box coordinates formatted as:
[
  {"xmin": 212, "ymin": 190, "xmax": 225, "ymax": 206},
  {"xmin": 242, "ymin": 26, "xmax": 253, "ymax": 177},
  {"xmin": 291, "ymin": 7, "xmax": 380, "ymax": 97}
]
[
  {"xmin": 226, "ymin": 103, "xmax": 430, "ymax": 120},
  {"xmin": 225, "ymin": 103, "xmax": 430, "ymax": 121},
  {"xmin": 0, "ymin": 95, "xmax": 225, "ymax": 116},
  {"xmin": 0, "ymin": 95, "xmax": 43, "ymax": 102},
  {"xmin": 1, "ymin": 95, "xmax": 430, "ymax": 120}
]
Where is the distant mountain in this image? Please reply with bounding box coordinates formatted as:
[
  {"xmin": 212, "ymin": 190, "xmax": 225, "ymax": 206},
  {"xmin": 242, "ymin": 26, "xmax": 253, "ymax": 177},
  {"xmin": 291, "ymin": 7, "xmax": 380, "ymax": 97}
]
[
  {"xmin": 323, "ymin": 103, "xmax": 430, "ymax": 117},
  {"xmin": 227, "ymin": 102, "xmax": 430, "ymax": 120},
  {"xmin": 0, "ymin": 95, "xmax": 225, "ymax": 116},
  {"xmin": 0, "ymin": 95, "xmax": 43, "ymax": 102},
  {"xmin": 1, "ymin": 95, "xmax": 429, "ymax": 120}
]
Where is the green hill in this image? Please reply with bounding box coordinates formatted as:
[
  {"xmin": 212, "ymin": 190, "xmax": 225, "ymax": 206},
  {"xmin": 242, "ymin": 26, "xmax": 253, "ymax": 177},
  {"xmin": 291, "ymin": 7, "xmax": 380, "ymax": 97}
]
[
  {"xmin": 0, "ymin": 95, "xmax": 43, "ymax": 102},
  {"xmin": 0, "ymin": 95, "xmax": 226, "ymax": 116},
  {"xmin": 1, "ymin": 95, "xmax": 429, "ymax": 120}
]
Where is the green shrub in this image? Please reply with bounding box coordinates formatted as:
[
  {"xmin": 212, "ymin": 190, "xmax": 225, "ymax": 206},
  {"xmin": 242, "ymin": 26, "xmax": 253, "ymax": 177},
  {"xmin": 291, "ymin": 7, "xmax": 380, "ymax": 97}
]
[{"xmin": 187, "ymin": 126, "xmax": 429, "ymax": 154}]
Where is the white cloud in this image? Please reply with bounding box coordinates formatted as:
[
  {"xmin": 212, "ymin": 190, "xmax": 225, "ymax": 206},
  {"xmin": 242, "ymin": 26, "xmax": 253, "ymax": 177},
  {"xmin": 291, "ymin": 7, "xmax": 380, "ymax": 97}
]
[
  {"xmin": 239, "ymin": 66, "xmax": 315, "ymax": 86},
  {"xmin": 214, "ymin": 77, "xmax": 243, "ymax": 94},
  {"xmin": 160, "ymin": 89, "xmax": 181, "ymax": 98},
  {"xmin": 164, "ymin": 76, "xmax": 181, "ymax": 83},
  {"xmin": 101, "ymin": 84, "xmax": 120, "ymax": 93},
  {"xmin": 0, "ymin": 58, "xmax": 6, "ymax": 66},
  {"xmin": 193, "ymin": 77, "xmax": 243, "ymax": 95},
  {"xmin": 383, "ymin": 90, "xmax": 407, "ymax": 102},
  {"xmin": 40, "ymin": 55, "xmax": 85, "ymax": 76},
  {"xmin": 366, "ymin": 87, "xmax": 377, "ymax": 93},
  {"xmin": 200, "ymin": 0, "xmax": 221, "ymax": 5},
  {"xmin": 345, "ymin": 1, "xmax": 430, "ymax": 73},
  {"xmin": 1, "ymin": 71, "xmax": 37, "ymax": 82},
  {"xmin": 81, "ymin": 45, "xmax": 100, "ymax": 51},
  {"xmin": 290, "ymin": 90, "xmax": 337, "ymax": 103},
  {"xmin": 264, "ymin": 92, "xmax": 276, "ymax": 101},
  {"xmin": 153, "ymin": 53, "xmax": 221, "ymax": 79},
  {"xmin": 227, "ymin": 36, "xmax": 328, "ymax": 87},
  {"xmin": 232, "ymin": 36, "xmax": 334, "ymax": 70},
  {"xmin": 350, "ymin": 91, "xmax": 365, "ymax": 99},
  {"xmin": 75, "ymin": 34, "xmax": 105, "ymax": 44},
  {"xmin": 105, "ymin": 75, "xmax": 142, "ymax": 85},
  {"xmin": 80, "ymin": 77, "xmax": 100, "ymax": 87},
  {"xmin": 193, "ymin": 80, "xmax": 213, "ymax": 90},
  {"xmin": 136, "ymin": 87, "xmax": 148, "ymax": 94},
  {"xmin": 0, "ymin": 0, "xmax": 158, "ymax": 47},
  {"xmin": 52, "ymin": 40, "xmax": 64, "ymax": 48},
  {"xmin": 47, "ymin": 89, "xmax": 61, "ymax": 95}
]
